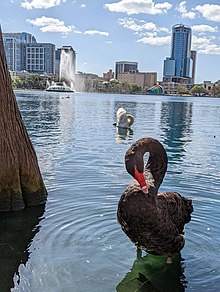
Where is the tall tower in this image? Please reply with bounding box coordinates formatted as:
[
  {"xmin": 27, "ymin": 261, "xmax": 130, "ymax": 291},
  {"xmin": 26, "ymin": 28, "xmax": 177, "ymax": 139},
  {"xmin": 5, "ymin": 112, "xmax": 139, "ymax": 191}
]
[
  {"xmin": 190, "ymin": 50, "xmax": 197, "ymax": 85},
  {"xmin": 171, "ymin": 24, "xmax": 192, "ymax": 78},
  {"xmin": 163, "ymin": 24, "xmax": 195, "ymax": 85}
]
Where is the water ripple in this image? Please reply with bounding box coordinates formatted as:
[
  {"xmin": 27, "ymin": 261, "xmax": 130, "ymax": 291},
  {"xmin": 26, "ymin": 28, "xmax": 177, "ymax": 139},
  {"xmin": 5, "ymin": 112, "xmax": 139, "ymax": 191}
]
[{"xmin": 6, "ymin": 91, "xmax": 220, "ymax": 292}]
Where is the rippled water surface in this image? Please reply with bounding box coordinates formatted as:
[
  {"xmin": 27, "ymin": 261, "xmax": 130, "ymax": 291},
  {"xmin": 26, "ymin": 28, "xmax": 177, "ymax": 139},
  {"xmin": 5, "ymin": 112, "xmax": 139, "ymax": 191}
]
[{"xmin": 1, "ymin": 91, "xmax": 220, "ymax": 292}]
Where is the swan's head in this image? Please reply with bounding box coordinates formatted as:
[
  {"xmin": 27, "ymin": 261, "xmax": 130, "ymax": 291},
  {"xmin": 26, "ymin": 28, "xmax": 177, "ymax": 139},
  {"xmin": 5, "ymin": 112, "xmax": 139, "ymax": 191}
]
[{"xmin": 125, "ymin": 154, "xmax": 148, "ymax": 194}]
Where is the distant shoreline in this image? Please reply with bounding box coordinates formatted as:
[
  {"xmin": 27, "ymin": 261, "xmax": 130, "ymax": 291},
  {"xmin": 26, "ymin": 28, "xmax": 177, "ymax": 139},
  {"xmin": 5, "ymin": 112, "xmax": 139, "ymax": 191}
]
[{"xmin": 13, "ymin": 88, "xmax": 219, "ymax": 98}]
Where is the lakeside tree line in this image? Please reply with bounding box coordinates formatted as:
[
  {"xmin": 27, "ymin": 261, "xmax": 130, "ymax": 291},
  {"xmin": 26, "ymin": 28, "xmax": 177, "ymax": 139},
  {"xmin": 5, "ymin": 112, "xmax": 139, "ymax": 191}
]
[
  {"xmin": 11, "ymin": 74, "xmax": 46, "ymax": 90},
  {"xmin": 11, "ymin": 74, "xmax": 220, "ymax": 97}
]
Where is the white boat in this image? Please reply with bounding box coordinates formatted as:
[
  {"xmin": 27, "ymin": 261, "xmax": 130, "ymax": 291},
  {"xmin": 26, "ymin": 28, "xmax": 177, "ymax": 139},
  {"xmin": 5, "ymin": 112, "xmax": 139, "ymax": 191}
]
[{"xmin": 46, "ymin": 82, "xmax": 74, "ymax": 92}]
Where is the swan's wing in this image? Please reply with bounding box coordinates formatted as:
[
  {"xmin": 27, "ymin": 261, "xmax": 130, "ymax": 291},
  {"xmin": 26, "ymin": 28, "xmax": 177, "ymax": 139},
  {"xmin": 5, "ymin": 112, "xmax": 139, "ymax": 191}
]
[
  {"xmin": 127, "ymin": 114, "xmax": 134, "ymax": 127},
  {"xmin": 117, "ymin": 112, "xmax": 128, "ymax": 128}
]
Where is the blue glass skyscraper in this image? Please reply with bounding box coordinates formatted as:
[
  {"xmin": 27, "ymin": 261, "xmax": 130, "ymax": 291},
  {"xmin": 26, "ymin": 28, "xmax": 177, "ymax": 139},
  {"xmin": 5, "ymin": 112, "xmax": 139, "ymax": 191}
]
[
  {"xmin": 171, "ymin": 24, "xmax": 192, "ymax": 78},
  {"xmin": 163, "ymin": 24, "xmax": 192, "ymax": 80}
]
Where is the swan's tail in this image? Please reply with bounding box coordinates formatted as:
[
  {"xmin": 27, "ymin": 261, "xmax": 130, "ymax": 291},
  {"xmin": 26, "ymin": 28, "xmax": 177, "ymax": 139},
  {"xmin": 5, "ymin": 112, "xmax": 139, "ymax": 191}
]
[{"xmin": 182, "ymin": 197, "xmax": 193, "ymax": 223}]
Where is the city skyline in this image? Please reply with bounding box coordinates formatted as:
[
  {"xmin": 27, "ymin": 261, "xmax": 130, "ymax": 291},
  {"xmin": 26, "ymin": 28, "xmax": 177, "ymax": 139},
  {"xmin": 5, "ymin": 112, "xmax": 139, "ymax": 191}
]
[{"xmin": 1, "ymin": 0, "xmax": 220, "ymax": 83}]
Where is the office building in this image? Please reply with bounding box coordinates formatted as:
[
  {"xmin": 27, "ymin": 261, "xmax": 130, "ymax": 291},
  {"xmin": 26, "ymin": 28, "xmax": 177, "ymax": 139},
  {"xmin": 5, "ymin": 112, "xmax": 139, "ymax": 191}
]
[
  {"xmin": 163, "ymin": 58, "xmax": 175, "ymax": 77},
  {"xmin": 115, "ymin": 61, "xmax": 138, "ymax": 80},
  {"xmin": 117, "ymin": 72, "xmax": 157, "ymax": 89},
  {"xmin": 3, "ymin": 32, "xmax": 36, "ymax": 44},
  {"xmin": 3, "ymin": 32, "xmax": 55, "ymax": 75},
  {"xmin": 25, "ymin": 43, "xmax": 55, "ymax": 75},
  {"xmin": 3, "ymin": 32, "xmax": 36, "ymax": 72},
  {"xmin": 163, "ymin": 24, "xmax": 196, "ymax": 86},
  {"xmin": 171, "ymin": 24, "xmax": 192, "ymax": 78}
]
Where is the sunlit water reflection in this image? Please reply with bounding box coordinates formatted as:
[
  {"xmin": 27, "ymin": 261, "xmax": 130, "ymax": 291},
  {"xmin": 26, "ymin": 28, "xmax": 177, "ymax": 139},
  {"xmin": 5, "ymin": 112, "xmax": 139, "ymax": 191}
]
[{"xmin": 0, "ymin": 91, "xmax": 219, "ymax": 291}]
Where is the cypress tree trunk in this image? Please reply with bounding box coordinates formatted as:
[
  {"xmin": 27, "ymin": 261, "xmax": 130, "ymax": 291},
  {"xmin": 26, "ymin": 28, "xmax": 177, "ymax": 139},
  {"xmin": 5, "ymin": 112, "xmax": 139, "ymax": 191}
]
[{"xmin": 0, "ymin": 28, "xmax": 47, "ymax": 211}]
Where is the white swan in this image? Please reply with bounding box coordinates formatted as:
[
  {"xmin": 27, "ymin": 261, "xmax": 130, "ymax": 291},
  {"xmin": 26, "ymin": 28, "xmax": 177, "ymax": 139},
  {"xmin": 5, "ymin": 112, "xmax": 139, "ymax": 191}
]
[{"xmin": 116, "ymin": 107, "xmax": 134, "ymax": 129}]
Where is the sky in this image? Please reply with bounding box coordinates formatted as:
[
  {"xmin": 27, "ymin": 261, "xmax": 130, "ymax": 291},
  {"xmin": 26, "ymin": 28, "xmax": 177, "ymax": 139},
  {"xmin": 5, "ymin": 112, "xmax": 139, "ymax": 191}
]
[{"xmin": 1, "ymin": 0, "xmax": 220, "ymax": 83}]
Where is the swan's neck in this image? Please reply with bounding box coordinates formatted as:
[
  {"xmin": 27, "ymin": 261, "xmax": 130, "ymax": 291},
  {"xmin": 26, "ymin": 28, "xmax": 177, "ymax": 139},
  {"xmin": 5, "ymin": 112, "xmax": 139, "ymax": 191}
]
[
  {"xmin": 126, "ymin": 138, "xmax": 168, "ymax": 193},
  {"xmin": 145, "ymin": 152, "xmax": 167, "ymax": 191}
]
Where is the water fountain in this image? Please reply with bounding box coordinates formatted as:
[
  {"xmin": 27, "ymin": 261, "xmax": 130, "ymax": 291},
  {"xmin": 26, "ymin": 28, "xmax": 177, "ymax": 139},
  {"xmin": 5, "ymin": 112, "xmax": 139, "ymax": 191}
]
[
  {"xmin": 46, "ymin": 46, "xmax": 76, "ymax": 92},
  {"xmin": 59, "ymin": 47, "xmax": 75, "ymax": 90}
]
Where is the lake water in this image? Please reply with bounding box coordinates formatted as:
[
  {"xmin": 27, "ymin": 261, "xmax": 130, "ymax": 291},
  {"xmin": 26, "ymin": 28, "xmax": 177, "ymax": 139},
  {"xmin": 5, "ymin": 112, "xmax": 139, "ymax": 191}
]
[{"xmin": 0, "ymin": 91, "xmax": 219, "ymax": 292}]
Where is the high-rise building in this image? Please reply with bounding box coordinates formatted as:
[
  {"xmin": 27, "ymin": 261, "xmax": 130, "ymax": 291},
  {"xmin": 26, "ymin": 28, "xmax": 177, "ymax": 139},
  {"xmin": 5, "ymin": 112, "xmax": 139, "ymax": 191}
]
[
  {"xmin": 115, "ymin": 61, "xmax": 138, "ymax": 80},
  {"xmin": 3, "ymin": 32, "xmax": 37, "ymax": 44},
  {"xmin": 3, "ymin": 32, "xmax": 55, "ymax": 75},
  {"xmin": 3, "ymin": 32, "xmax": 36, "ymax": 72},
  {"xmin": 163, "ymin": 24, "xmax": 196, "ymax": 85},
  {"xmin": 163, "ymin": 58, "xmax": 175, "ymax": 77},
  {"xmin": 25, "ymin": 43, "xmax": 55, "ymax": 74},
  {"xmin": 190, "ymin": 50, "xmax": 197, "ymax": 85},
  {"xmin": 171, "ymin": 24, "xmax": 192, "ymax": 78}
]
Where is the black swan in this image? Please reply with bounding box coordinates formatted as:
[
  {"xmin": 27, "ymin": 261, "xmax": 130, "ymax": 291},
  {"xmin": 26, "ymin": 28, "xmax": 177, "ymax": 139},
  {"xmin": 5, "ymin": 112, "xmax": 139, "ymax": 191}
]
[{"xmin": 117, "ymin": 137, "xmax": 193, "ymax": 263}]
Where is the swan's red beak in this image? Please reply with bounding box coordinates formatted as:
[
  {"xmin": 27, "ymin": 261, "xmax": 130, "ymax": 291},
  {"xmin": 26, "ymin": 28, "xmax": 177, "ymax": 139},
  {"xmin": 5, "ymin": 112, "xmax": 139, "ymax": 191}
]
[{"xmin": 134, "ymin": 167, "xmax": 148, "ymax": 194}]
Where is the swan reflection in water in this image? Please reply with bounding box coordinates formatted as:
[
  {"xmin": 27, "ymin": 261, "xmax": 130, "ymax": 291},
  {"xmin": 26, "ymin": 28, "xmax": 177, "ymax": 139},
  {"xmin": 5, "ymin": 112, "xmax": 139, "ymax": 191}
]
[
  {"xmin": 0, "ymin": 205, "xmax": 45, "ymax": 291},
  {"xmin": 115, "ymin": 127, "xmax": 134, "ymax": 144},
  {"xmin": 117, "ymin": 253, "xmax": 187, "ymax": 292}
]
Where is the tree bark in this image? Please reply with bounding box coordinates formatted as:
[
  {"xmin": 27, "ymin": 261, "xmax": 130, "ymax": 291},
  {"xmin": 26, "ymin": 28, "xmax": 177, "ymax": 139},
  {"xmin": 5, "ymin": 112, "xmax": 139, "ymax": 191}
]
[{"xmin": 0, "ymin": 28, "xmax": 47, "ymax": 211}]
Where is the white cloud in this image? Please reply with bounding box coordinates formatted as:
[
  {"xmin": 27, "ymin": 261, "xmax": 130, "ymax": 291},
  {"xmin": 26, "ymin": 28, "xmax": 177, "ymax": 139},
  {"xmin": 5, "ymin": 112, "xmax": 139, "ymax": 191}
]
[
  {"xmin": 118, "ymin": 17, "xmax": 170, "ymax": 39},
  {"xmin": 192, "ymin": 35, "xmax": 220, "ymax": 55},
  {"xmin": 27, "ymin": 16, "xmax": 73, "ymax": 34},
  {"xmin": 117, "ymin": 17, "xmax": 172, "ymax": 43},
  {"xmin": 136, "ymin": 31, "xmax": 157, "ymax": 37},
  {"xmin": 40, "ymin": 25, "xmax": 72, "ymax": 33},
  {"xmin": 104, "ymin": 0, "xmax": 172, "ymax": 15},
  {"xmin": 176, "ymin": 1, "xmax": 186, "ymax": 14},
  {"xmin": 158, "ymin": 27, "xmax": 169, "ymax": 33},
  {"xmin": 118, "ymin": 18, "xmax": 156, "ymax": 32},
  {"xmin": 195, "ymin": 4, "xmax": 220, "ymax": 22},
  {"xmin": 27, "ymin": 18, "xmax": 110, "ymax": 37},
  {"xmin": 84, "ymin": 30, "xmax": 109, "ymax": 36},
  {"xmin": 176, "ymin": 1, "xmax": 196, "ymax": 19},
  {"xmin": 192, "ymin": 35, "xmax": 211, "ymax": 47},
  {"xmin": 21, "ymin": 0, "xmax": 66, "ymax": 9},
  {"xmin": 182, "ymin": 11, "xmax": 196, "ymax": 19},
  {"xmin": 192, "ymin": 25, "xmax": 218, "ymax": 33},
  {"xmin": 81, "ymin": 4, "xmax": 86, "ymax": 8},
  {"xmin": 198, "ymin": 44, "xmax": 220, "ymax": 54},
  {"xmin": 137, "ymin": 35, "xmax": 170, "ymax": 45}
]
